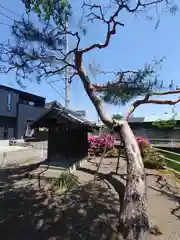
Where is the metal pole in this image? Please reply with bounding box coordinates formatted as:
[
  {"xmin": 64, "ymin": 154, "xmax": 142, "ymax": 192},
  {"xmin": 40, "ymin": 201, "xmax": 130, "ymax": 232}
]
[{"xmin": 65, "ymin": 20, "xmax": 70, "ymax": 108}]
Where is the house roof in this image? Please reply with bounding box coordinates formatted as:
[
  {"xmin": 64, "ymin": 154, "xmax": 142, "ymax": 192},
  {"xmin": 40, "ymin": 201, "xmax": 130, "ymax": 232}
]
[
  {"xmin": 31, "ymin": 101, "xmax": 99, "ymax": 130},
  {"xmin": 128, "ymin": 117, "xmax": 145, "ymax": 123},
  {"xmin": 45, "ymin": 101, "xmax": 58, "ymax": 109},
  {"xmin": 127, "ymin": 115, "xmax": 180, "ymax": 123},
  {"xmin": 0, "ymin": 84, "xmax": 45, "ymax": 100},
  {"xmin": 144, "ymin": 113, "xmax": 180, "ymax": 122}
]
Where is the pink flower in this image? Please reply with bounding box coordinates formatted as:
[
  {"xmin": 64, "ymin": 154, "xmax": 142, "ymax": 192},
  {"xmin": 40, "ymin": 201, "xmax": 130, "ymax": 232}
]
[
  {"xmin": 136, "ymin": 137, "xmax": 150, "ymax": 152},
  {"xmin": 88, "ymin": 133, "xmax": 115, "ymax": 155},
  {"xmin": 88, "ymin": 136, "xmax": 94, "ymax": 140}
]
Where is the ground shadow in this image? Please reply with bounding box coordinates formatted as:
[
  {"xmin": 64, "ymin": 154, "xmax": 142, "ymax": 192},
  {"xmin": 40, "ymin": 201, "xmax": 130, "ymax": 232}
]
[
  {"xmin": 111, "ymin": 170, "xmax": 180, "ymax": 221},
  {"xmin": 79, "ymin": 167, "xmax": 125, "ymax": 208},
  {"xmin": 0, "ymin": 159, "xmax": 46, "ymax": 174},
  {"xmin": 148, "ymin": 175, "xmax": 180, "ymax": 220},
  {"xmin": 78, "ymin": 167, "xmax": 164, "ymax": 237},
  {"xmin": 0, "ymin": 166, "xmax": 120, "ymax": 240},
  {"xmin": 171, "ymin": 205, "xmax": 180, "ymax": 220},
  {"xmin": 1, "ymin": 161, "xmax": 178, "ymax": 239},
  {"xmin": 0, "ymin": 159, "xmax": 48, "ymax": 184}
]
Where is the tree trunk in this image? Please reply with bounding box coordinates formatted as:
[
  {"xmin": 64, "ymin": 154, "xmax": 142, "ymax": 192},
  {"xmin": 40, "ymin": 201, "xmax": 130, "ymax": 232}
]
[
  {"xmin": 116, "ymin": 121, "xmax": 149, "ymax": 240},
  {"xmin": 74, "ymin": 54, "xmax": 149, "ymax": 239}
]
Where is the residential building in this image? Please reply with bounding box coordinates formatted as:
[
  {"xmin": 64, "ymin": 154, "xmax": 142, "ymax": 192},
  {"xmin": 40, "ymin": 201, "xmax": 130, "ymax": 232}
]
[{"xmin": 0, "ymin": 84, "xmax": 46, "ymax": 140}]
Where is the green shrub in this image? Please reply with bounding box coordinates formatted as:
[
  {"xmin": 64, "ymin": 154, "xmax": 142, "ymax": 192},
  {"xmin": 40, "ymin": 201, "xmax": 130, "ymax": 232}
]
[
  {"xmin": 142, "ymin": 146, "xmax": 167, "ymax": 169},
  {"xmin": 106, "ymin": 147, "xmax": 119, "ymax": 157},
  {"xmin": 53, "ymin": 172, "xmax": 80, "ymax": 191},
  {"xmin": 166, "ymin": 160, "xmax": 180, "ymax": 172}
]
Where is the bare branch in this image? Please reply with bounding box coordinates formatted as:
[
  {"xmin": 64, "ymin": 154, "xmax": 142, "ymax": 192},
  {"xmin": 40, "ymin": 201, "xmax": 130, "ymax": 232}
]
[
  {"xmin": 125, "ymin": 89, "xmax": 180, "ymax": 120},
  {"xmin": 83, "ymin": 2, "xmax": 107, "ymax": 22},
  {"xmin": 92, "ymin": 70, "xmax": 139, "ymax": 92},
  {"xmin": 80, "ymin": 1, "xmax": 125, "ymax": 54},
  {"xmin": 80, "ymin": 21, "xmax": 123, "ymax": 54},
  {"xmin": 40, "ymin": 64, "xmax": 69, "ymax": 77},
  {"xmin": 118, "ymin": 0, "xmax": 165, "ymax": 13},
  {"xmin": 68, "ymin": 72, "xmax": 78, "ymax": 84},
  {"xmin": 80, "ymin": 0, "xmax": 172, "ymax": 54},
  {"xmin": 96, "ymin": 69, "xmax": 138, "ymax": 76}
]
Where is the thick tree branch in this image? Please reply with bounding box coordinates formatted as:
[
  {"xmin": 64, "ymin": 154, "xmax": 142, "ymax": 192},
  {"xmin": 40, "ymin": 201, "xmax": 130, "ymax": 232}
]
[
  {"xmin": 125, "ymin": 89, "xmax": 180, "ymax": 120},
  {"xmin": 11, "ymin": 2, "xmax": 178, "ymax": 239},
  {"xmin": 75, "ymin": 51, "xmax": 114, "ymax": 127}
]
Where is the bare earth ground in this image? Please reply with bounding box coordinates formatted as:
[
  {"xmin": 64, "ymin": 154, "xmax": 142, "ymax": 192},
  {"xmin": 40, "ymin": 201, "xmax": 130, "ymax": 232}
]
[{"xmin": 0, "ymin": 157, "xmax": 179, "ymax": 240}]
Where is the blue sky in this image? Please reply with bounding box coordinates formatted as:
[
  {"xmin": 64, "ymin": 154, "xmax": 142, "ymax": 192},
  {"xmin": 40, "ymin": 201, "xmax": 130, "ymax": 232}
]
[{"xmin": 0, "ymin": 1, "xmax": 180, "ymax": 121}]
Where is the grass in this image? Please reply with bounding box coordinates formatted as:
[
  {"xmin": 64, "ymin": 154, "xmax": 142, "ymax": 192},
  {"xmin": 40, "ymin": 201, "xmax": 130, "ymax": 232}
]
[
  {"xmin": 166, "ymin": 159, "xmax": 180, "ymax": 172},
  {"xmin": 161, "ymin": 152, "xmax": 180, "ymax": 162},
  {"xmin": 154, "ymin": 148, "xmax": 180, "ymax": 172},
  {"xmin": 106, "ymin": 146, "xmax": 180, "ymax": 172},
  {"xmin": 118, "ymin": 147, "xmax": 180, "ymax": 172},
  {"xmin": 155, "ymin": 148, "xmax": 180, "ymax": 162}
]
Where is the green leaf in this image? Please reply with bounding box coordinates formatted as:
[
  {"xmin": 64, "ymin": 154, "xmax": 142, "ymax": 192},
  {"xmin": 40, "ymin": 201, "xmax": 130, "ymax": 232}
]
[
  {"xmin": 152, "ymin": 119, "xmax": 177, "ymax": 129},
  {"xmin": 53, "ymin": 172, "xmax": 80, "ymax": 191},
  {"xmin": 33, "ymin": 4, "xmax": 41, "ymax": 14},
  {"xmin": 112, "ymin": 114, "xmax": 123, "ymax": 121},
  {"xmin": 22, "ymin": 0, "xmax": 72, "ymax": 24}
]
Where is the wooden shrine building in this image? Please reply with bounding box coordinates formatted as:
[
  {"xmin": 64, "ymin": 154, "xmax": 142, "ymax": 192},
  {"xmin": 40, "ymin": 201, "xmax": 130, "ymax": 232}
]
[{"xmin": 31, "ymin": 102, "xmax": 99, "ymax": 167}]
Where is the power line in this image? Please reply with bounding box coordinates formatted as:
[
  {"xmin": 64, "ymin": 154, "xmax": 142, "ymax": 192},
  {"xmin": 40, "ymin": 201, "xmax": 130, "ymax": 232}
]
[
  {"xmin": 0, "ymin": 11, "xmax": 16, "ymax": 21},
  {"xmin": 0, "ymin": 21, "xmax": 11, "ymax": 27},
  {"xmin": 47, "ymin": 82, "xmax": 65, "ymax": 101},
  {"xmin": 0, "ymin": 5, "xmax": 21, "ymax": 27},
  {"xmin": 0, "ymin": 4, "xmax": 21, "ymax": 17}
]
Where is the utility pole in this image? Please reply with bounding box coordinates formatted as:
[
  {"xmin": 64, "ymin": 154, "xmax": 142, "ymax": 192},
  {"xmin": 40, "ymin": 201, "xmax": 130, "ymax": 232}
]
[{"xmin": 65, "ymin": 20, "xmax": 70, "ymax": 108}]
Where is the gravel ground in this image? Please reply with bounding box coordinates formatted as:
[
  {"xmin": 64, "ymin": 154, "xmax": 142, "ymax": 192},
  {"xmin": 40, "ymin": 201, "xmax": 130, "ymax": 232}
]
[
  {"xmin": 75, "ymin": 157, "xmax": 180, "ymax": 240},
  {"xmin": 0, "ymin": 156, "xmax": 179, "ymax": 239}
]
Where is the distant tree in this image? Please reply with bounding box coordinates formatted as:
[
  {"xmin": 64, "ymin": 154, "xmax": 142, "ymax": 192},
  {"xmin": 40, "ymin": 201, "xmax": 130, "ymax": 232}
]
[
  {"xmin": 152, "ymin": 119, "xmax": 177, "ymax": 129},
  {"xmin": 152, "ymin": 109, "xmax": 177, "ymax": 129},
  {"xmin": 112, "ymin": 114, "xmax": 123, "ymax": 121},
  {"xmin": 0, "ymin": 0, "xmax": 179, "ymax": 239}
]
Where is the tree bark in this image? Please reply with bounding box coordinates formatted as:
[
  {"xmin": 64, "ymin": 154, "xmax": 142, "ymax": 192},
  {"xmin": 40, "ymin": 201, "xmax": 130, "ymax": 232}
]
[
  {"xmin": 116, "ymin": 122, "xmax": 149, "ymax": 240},
  {"xmin": 74, "ymin": 51, "xmax": 149, "ymax": 240},
  {"xmin": 116, "ymin": 147, "xmax": 121, "ymax": 174}
]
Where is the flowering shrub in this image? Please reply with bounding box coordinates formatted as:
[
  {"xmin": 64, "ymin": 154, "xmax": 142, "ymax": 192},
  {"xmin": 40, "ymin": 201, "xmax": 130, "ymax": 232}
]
[
  {"xmin": 136, "ymin": 136, "xmax": 166, "ymax": 169},
  {"xmin": 136, "ymin": 137, "xmax": 151, "ymax": 157},
  {"xmin": 88, "ymin": 136, "xmax": 95, "ymax": 141},
  {"xmin": 136, "ymin": 137, "xmax": 150, "ymax": 153},
  {"xmin": 142, "ymin": 147, "xmax": 166, "ymax": 169},
  {"xmin": 88, "ymin": 134, "xmax": 166, "ymax": 169},
  {"xmin": 136, "ymin": 136, "xmax": 150, "ymax": 145},
  {"xmin": 88, "ymin": 133, "xmax": 115, "ymax": 156}
]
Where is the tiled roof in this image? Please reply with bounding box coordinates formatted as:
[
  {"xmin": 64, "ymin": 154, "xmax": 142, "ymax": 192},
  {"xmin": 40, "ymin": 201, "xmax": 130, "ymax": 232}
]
[
  {"xmin": 144, "ymin": 113, "xmax": 180, "ymax": 122},
  {"xmin": 0, "ymin": 84, "xmax": 45, "ymax": 100},
  {"xmin": 31, "ymin": 101, "xmax": 99, "ymax": 129},
  {"xmin": 128, "ymin": 117, "xmax": 145, "ymax": 123}
]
